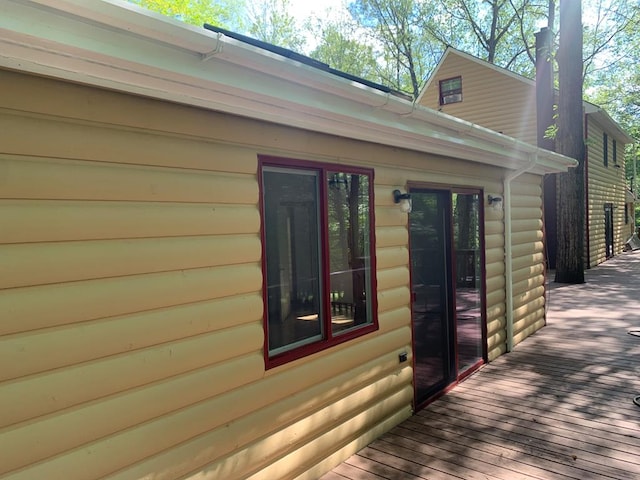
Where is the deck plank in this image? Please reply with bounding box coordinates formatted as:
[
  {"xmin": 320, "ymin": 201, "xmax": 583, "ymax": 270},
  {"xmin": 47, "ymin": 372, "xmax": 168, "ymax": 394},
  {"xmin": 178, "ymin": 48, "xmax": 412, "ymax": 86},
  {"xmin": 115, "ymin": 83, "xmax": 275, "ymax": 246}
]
[{"xmin": 325, "ymin": 252, "xmax": 640, "ymax": 479}]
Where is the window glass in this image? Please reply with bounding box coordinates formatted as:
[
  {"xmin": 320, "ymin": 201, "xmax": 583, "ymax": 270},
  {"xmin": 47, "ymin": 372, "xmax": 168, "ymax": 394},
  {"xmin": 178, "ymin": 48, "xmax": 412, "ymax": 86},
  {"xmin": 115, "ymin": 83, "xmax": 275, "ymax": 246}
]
[
  {"xmin": 327, "ymin": 172, "xmax": 373, "ymax": 335},
  {"xmin": 261, "ymin": 161, "xmax": 376, "ymax": 364},
  {"xmin": 263, "ymin": 167, "xmax": 323, "ymax": 355},
  {"xmin": 440, "ymin": 77, "xmax": 462, "ymax": 105}
]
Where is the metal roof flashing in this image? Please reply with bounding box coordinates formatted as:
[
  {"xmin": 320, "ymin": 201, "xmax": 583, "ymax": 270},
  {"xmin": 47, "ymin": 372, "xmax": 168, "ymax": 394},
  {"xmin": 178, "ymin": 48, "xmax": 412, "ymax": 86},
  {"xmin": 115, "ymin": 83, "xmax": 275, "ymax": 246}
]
[{"xmin": 0, "ymin": 0, "xmax": 577, "ymax": 174}]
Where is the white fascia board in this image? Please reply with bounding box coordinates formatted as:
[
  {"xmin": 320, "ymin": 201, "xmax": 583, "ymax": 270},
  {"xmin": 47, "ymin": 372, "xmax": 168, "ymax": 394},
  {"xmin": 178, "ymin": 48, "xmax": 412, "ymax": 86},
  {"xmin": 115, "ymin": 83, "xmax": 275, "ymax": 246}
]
[{"xmin": 1, "ymin": 0, "xmax": 576, "ymax": 174}]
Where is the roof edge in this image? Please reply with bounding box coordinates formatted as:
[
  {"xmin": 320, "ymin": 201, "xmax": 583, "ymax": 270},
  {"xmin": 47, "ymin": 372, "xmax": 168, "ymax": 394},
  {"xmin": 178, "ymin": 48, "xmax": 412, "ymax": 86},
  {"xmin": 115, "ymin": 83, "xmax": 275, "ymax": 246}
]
[{"xmin": 0, "ymin": 0, "xmax": 576, "ymax": 174}]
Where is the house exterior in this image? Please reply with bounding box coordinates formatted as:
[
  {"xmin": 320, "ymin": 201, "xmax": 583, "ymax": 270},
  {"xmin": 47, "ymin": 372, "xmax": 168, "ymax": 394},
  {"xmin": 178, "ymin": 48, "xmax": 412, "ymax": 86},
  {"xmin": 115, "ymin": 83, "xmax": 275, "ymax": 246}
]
[
  {"xmin": 419, "ymin": 47, "xmax": 634, "ymax": 269},
  {"xmin": 0, "ymin": 2, "xmax": 575, "ymax": 479}
]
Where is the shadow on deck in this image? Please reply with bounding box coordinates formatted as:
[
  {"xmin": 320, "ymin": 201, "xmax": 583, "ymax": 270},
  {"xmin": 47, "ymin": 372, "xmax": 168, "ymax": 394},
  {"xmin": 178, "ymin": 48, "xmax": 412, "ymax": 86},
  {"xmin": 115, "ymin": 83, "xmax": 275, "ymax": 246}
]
[{"xmin": 323, "ymin": 251, "xmax": 640, "ymax": 480}]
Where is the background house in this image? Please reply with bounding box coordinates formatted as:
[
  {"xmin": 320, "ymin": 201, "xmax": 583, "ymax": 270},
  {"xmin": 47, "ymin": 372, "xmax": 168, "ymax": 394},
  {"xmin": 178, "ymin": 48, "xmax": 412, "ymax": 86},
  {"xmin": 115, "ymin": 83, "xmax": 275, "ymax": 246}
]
[
  {"xmin": 419, "ymin": 47, "xmax": 634, "ymax": 269},
  {"xmin": 0, "ymin": 1, "xmax": 575, "ymax": 479}
]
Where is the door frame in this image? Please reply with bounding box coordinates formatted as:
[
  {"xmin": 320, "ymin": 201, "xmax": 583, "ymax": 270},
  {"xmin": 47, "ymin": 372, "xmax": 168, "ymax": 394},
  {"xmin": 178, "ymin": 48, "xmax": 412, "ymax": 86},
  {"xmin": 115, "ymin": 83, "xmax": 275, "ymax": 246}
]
[{"xmin": 407, "ymin": 183, "xmax": 488, "ymax": 410}]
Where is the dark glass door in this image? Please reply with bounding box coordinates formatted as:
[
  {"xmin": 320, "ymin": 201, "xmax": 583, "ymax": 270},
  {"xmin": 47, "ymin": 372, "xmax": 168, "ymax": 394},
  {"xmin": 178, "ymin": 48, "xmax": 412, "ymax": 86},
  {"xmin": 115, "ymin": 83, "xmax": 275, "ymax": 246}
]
[
  {"xmin": 409, "ymin": 190, "xmax": 454, "ymax": 405},
  {"xmin": 605, "ymin": 203, "xmax": 614, "ymax": 258},
  {"xmin": 409, "ymin": 188, "xmax": 485, "ymax": 408}
]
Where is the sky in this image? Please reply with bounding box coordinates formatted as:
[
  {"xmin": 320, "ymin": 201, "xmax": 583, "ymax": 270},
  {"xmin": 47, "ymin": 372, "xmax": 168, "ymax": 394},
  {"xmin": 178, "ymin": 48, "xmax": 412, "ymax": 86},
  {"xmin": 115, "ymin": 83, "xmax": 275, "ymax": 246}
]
[{"xmin": 286, "ymin": 0, "xmax": 349, "ymax": 24}]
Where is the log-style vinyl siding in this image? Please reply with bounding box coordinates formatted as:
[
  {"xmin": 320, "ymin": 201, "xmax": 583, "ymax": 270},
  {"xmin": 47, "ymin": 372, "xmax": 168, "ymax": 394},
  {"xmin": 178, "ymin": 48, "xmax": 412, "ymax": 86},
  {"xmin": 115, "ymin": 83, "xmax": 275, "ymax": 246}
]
[
  {"xmin": 0, "ymin": 70, "xmax": 413, "ymax": 480},
  {"xmin": 0, "ymin": 69, "xmax": 547, "ymax": 479},
  {"xmin": 586, "ymin": 118, "xmax": 627, "ymax": 267},
  {"xmin": 419, "ymin": 51, "xmax": 537, "ymax": 145},
  {"xmin": 508, "ymin": 174, "xmax": 547, "ymax": 348}
]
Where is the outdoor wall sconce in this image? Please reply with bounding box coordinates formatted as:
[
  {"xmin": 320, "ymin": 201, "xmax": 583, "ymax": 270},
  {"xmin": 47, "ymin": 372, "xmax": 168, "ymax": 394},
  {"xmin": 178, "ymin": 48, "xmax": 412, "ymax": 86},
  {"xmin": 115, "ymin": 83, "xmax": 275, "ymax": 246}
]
[
  {"xmin": 487, "ymin": 194, "xmax": 503, "ymax": 211},
  {"xmin": 393, "ymin": 189, "xmax": 412, "ymax": 213}
]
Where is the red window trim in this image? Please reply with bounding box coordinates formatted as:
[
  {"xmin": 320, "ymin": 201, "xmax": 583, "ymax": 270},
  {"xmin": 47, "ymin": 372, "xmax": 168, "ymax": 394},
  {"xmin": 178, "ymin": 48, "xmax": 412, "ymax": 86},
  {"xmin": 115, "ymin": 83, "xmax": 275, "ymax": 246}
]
[{"xmin": 258, "ymin": 155, "xmax": 379, "ymax": 369}]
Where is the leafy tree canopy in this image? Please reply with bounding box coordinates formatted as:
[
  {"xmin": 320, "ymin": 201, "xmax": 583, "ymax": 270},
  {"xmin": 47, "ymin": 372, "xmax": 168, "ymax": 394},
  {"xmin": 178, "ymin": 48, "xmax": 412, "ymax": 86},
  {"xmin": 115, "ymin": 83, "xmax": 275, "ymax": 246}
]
[{"xmin": 128, "ymin": 0, "xmax": 244, "ymax": 29}]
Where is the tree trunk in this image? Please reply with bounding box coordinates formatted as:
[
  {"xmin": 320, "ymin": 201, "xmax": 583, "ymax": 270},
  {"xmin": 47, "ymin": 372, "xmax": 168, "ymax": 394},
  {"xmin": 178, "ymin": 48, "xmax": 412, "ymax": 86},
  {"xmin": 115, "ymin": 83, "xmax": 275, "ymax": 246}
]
[{"xmin": 555, "ymin": 0, "xmax": 585, "ymax": 284}]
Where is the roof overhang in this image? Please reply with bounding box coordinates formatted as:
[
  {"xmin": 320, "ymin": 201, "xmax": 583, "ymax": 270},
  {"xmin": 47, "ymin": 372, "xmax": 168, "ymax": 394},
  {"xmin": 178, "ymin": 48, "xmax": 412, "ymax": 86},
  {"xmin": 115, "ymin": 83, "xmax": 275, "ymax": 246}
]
[
  {"xmin": 584, "ymin": 103, "xmax": 634, "ymax": 144},
  {"xmin": 0, "ymin": 0, "xmax": 577, "ymax": 175}
]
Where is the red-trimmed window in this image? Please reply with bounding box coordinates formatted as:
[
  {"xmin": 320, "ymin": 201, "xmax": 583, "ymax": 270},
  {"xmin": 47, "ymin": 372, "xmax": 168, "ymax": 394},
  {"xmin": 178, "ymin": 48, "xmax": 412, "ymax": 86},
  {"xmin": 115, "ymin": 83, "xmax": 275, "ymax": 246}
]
[
  {"xmin": 259, "ymin": 156, "xmax": 377, "ymax": 367},
  {"xmin": 439, "ymin": 76, "xmax": 462, "ymax": 105}
]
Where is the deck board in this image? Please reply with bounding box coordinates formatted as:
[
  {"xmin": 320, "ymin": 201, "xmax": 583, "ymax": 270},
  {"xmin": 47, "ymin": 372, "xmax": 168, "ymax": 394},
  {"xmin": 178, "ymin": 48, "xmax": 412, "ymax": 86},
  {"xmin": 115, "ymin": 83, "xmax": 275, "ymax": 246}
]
[{"xmin": 322, "ymin": 252, "xmax": 640, "ymax": 479}]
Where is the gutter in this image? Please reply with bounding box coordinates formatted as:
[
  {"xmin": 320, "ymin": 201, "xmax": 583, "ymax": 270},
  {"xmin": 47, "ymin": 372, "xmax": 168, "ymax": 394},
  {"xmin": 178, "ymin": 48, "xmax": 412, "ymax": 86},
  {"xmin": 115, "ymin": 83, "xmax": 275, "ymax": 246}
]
[{"xmin": 504, "ymin": 154, "xmax": 539, "ymax": 352}]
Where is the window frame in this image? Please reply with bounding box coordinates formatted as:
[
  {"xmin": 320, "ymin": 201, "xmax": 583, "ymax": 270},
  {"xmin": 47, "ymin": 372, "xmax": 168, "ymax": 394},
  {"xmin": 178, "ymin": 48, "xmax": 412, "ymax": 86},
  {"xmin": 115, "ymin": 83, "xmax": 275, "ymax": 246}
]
[
  {"xmin": 625, "ymin": 203, "xmax": 630, "ymax": 225},
  {"xmin": 258, "ymin": 155, "xmax": 379, "ymax": 368},
  {"xmin": 613, "ymin": 139, "xmax": 617, "ymax": 165},
  {"xmin": 439, "ymin": 76, "xmax": 463, "ymax": 106}
]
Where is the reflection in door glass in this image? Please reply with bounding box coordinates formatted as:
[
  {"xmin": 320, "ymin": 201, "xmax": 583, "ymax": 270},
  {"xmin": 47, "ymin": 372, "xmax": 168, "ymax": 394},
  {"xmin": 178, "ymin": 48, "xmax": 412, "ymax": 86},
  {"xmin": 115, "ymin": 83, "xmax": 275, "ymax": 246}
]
[
  {"xmin": 409, "ymin": 191, "xmax": 452, "ymax": 405},
  {"xmin": 453, "ymin": 193, "xmax": 483, "ymax": 374}
]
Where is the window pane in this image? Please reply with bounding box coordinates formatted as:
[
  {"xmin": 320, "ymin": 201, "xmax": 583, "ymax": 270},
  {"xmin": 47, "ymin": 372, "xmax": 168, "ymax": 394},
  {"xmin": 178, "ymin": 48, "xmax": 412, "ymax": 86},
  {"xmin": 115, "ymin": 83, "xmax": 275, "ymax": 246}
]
[
  {"xmin": 327, "ymin": 172, "xmax": 372, "ymax": 334},
  {"xmin": 263, "ymin": 168, "xmax": 323, "ymax": 355},
  {"xmin": 440, "ymin": 77, "xmax": 462, "ymax": 105},
  {"xmin": 443, "ymin": 77, "xmax": 461, "ymax": 91}
]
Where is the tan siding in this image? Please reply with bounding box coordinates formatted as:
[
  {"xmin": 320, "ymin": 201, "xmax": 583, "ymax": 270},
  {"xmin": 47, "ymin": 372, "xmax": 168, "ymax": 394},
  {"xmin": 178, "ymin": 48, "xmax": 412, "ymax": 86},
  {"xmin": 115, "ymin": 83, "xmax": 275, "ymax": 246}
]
[
  {"xmin": 0, "ymin": 155, "xmax": 258, "ymax": 203},
  {"xmin": 0, "ymin": 71, "xmax": 415, "ymax": 479},
  {"xmin": 1, "ymin": 264, "xmax": 262, "ymax": 336},
  {"xmin": 5, "ymin": 334, "xmax": 412, "ymax": 480},
  {"xmin": 0, "ymin": 69, "xmax": 551, "ymax": 479},
  {"xmin": 586, "ymin": 118, "xmax": 628, "ymax": 267},
  {"xmin": 509, "ymin": 175, "xmax": 547, "ymax": 347},
  {"xmin": 1, "ymin": 201, "xmax": 260, "ymax": 244},
  {"xmin": 375, "ymin": 226, "xmax": 408, "ymax": 248},
  {"xmin": 0, "ymin": 293, "xmax": 262, "ymax": 382},
  {"xmin": 419, "ymin": 51, "xmax": 538, "ymax": 145},
  {"xmin": 1, "ymin": 235, "xmax": 260, "ymax": 290},
  {"xmin": 1, "ymin": 322, "xmax": 264, "ymax": 430},
  {"xmin": 0, "ymin": 110, "xmax": 259, "ymax": 174}
]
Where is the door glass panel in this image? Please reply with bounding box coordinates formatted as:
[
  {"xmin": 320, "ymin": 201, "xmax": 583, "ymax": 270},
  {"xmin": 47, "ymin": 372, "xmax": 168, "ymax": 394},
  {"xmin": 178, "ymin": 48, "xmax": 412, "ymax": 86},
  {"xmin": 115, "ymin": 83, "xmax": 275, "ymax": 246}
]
[
  {"xmin": 409, "ymin": 191, "xmax": 452, "ymax": 405},
  {"xmin": 453, "ymin": 192, "xmax": 483, "ymax": 374}
]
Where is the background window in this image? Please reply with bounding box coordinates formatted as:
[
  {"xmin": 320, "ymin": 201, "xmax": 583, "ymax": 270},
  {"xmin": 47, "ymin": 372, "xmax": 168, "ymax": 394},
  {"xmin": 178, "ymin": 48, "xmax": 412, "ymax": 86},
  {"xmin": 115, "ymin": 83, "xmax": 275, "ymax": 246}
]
[
  {"xmin": 603, "ymin": 133, "xmax": 609, "ymax": 167},
  {"xmin": 439, "ymin": 76, "xmax": 462, "ymax": 105},
  {"xmin": 261, "ymin": 160, "xmax": 376, "ymax": 366}
]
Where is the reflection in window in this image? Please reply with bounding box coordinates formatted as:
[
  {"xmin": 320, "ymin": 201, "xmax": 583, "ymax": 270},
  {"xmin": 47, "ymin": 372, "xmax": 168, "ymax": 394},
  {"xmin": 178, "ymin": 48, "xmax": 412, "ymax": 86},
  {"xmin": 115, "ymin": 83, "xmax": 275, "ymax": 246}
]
[
  {"xmin": 261, "ymin": 160, "xmax": 376, "ymax": 364},
  {"xmin": 327, "ymin": 172, "xmax": 373, "ymax": 334},
  {"xmin": 263, "ymin": 168, "xmax": 322, "ymax": 355},
  {"xmin": 439, "ymin": 76, "xmax": 462, "ymax": 105}
]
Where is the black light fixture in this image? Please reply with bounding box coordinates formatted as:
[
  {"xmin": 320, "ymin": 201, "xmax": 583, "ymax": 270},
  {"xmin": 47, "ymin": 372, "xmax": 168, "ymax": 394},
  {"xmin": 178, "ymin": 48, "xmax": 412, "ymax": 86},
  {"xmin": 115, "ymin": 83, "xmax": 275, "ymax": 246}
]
[
  {"xmin": 393, "ymin": 189, "xmax": 412, "ymax": 213},
  {"xmin": 487, "ymin": 194, "xmax": 503, "ymax": 210}
]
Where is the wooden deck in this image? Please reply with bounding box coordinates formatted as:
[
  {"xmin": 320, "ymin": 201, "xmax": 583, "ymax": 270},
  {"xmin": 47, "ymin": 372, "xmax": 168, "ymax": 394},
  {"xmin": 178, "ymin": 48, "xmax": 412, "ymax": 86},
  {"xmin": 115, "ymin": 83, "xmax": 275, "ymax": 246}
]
[{"xmin": 323, "ymin": 251, "xmax": 640, "ymax": 479}]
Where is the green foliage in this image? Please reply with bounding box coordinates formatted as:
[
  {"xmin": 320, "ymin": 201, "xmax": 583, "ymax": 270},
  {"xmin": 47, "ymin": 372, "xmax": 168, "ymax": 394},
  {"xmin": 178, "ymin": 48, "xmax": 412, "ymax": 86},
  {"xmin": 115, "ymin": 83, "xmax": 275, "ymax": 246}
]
[
  {"xmin": 585, "ymin": 1, "xmax": 640, "ymax": 190},
  {"xmin": 247, "ymin": 0, "xmax": 306, "ymax": 51},
  {"xmin": 423, "ymin": 0, "xmax": 548, "ymax": 74},
  {"xmin": 128, "ymin": 0, "xmax": 243, "ymax": 29},
  {"xmin": 309, "ymin": 20, "xmax": 379, "ymax": 83},
  {"xmin": 348, "ymin": 0, "xmax": 443, "ymax": 97},
  {"xmin": 346, "ymin": 0, "xmax": 552, "ymax": 98}
]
